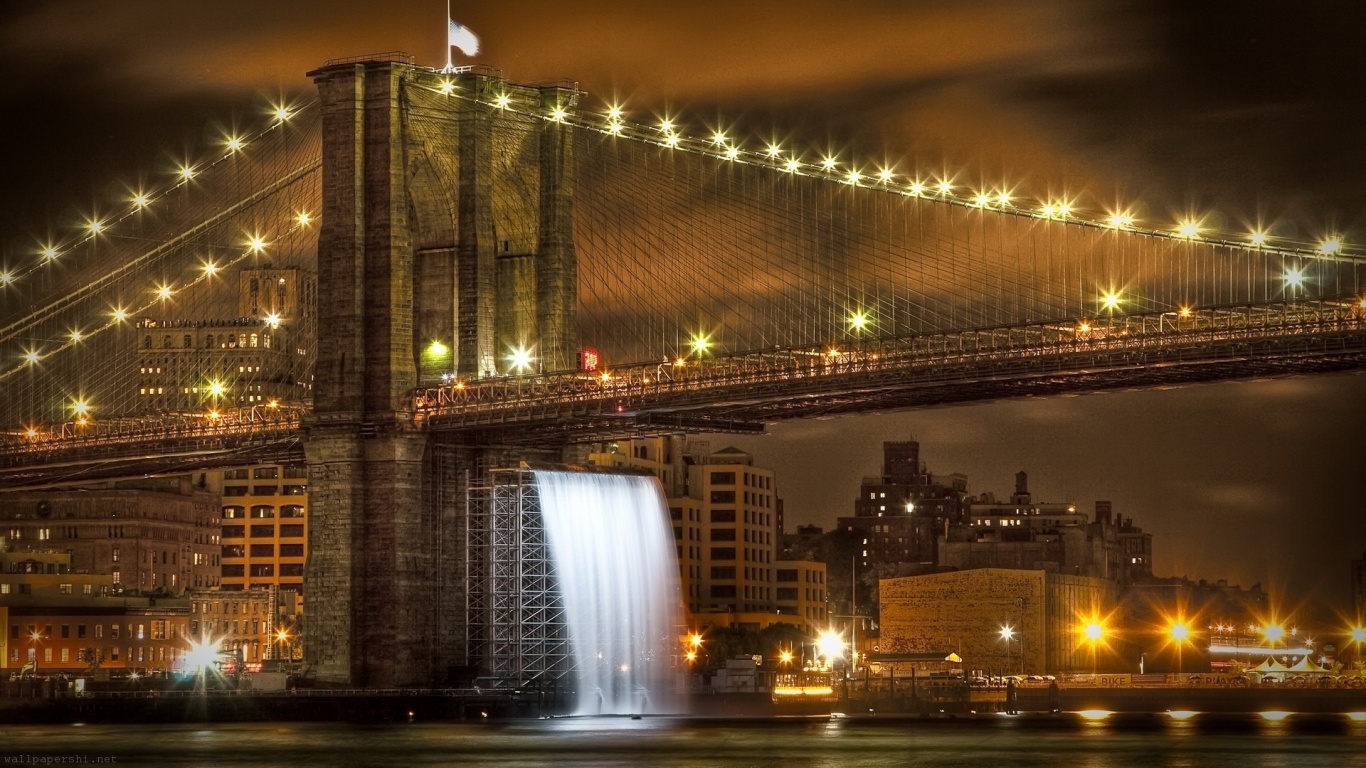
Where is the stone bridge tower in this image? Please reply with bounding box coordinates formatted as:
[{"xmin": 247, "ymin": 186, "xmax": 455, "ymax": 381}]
[{"xmin": 303, "ymin": 55, "xmax": 578, "ymax": 687}]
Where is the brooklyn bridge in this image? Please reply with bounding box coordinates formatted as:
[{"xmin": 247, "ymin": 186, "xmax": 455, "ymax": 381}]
[{"xmin": 1, "ymin": 54, "xmax": 1363, "ymax": 686}]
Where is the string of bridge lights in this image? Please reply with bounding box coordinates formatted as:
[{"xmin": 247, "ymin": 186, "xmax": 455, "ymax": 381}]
[
  {"xmin": 1, "ymin": 211, "xmax": 316, "ymax": 410},
  {"xmin": 425, "ymin": 77, "xmax": 1358, "ymax": 265},
  {"xmin": 0, "ymin": 99, "xmax": 315, "ymax": 290}
]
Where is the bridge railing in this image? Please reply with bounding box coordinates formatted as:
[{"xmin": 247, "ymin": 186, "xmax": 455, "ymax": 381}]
[
  {"xmin": 1, "ymin": 405, "xmax": 307, "ymax": 456},
  {"xmin": 414, "ymin": 300, "xmax": 1366, "ymax": 426}
]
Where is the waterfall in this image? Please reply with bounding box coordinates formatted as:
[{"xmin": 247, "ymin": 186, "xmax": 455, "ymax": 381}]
[{"xmin": 532, "ymin": 470, "xmax": 685, "ymax": 715}]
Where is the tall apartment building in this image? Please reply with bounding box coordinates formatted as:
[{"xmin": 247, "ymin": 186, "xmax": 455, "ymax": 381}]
[
  {"xmin": 838, "ymin": 440, "xmax": 969, "ymax": 569},
  {"xmin": 198, "ymin": 463, "xmax": 309, "ymax": 598},
  {"xmin": 589, "ymin": 437, "xmax": 827, "ymax": 634},
  {"xmin": 0, "ymin": 480, "xmax": 221, "ymax": 594},
  {"xmin": 132, "ymin": 267, "xmax": 314, "ymax": 414}
]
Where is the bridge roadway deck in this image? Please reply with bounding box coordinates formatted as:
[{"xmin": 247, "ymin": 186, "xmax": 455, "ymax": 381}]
[{"xmin": 2, "ymin": 300, "xmax": 1364, "ymax": 487}]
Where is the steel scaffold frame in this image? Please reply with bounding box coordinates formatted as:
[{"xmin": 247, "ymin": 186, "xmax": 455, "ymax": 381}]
[{"xmin": 465, "ymin": 468, "xmax": 571, "ymax": 686}]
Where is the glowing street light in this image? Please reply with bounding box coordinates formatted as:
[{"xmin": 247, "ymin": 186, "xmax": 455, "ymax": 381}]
[
  {"xmin": 1319, "ymin": 236, "xmax": 1343, "ymax": 255},
  {"xmin": 1262, "ymin": 623, "xmax": 1286, "ymax": 644},
  {"xmin": 507, "ymin": 346, "xmax": 534, "ymax": 373},
  {"xmin": 1100, "ymin": 291, "xmax": 1121, "ymax": 311},
  {"xmin": 816, "ymin": 630, "xmax": 846, "ymax": 668},
  {"xmin": 1177, "ymin": 221, "xmax": 1200, "ymax": 239},
  {"xmin": 849, "ymin": 312, "xmax": 869, "ymax": 333},
  {"xmin": 1283, "ymin": 268, "xmax": 1306, "ymax": 289},
  {"xmin": 690, "ymin": 334, "xmax": 711, "ymax": 355}
]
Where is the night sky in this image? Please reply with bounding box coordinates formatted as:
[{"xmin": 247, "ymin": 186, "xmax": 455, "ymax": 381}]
[{"xmin": 1, "ymin": 1, "xmax": 1363, "ymax": 623}]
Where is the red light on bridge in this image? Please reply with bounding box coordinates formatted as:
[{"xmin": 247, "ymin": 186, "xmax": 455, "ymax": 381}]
[{"xmin": 578, "ymin": 348, "xmax": 601, "ymax": 372}]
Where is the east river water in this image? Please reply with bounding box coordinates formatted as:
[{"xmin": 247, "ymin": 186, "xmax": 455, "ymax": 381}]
[{"xmin": 2, "ymin": 714, "xmax": 1365, "ymax": 767}]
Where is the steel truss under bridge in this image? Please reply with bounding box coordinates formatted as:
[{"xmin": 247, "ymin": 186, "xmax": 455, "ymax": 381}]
[{"xmin": 465, "ymin": 467, "xmax": 570, "ymax": 688}]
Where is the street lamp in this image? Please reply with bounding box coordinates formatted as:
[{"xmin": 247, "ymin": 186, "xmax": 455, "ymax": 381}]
[
  {"xmin": 1167, "ymin": 621, "xmax": 1193, "ymax": 675},
  {"xmin": 816, "ymin": 630, "xmax": 846, "ymax": 671},
  {"xmin": 1080, "ymin": 619, "xmax": 1107, "ymax": 675},
  {"xmin": 999, "ymin": 625, "xmax": 1021, "ymax": 676},
  {"xmin": 1348, "ymin": 626, "xmax": 1366, "ymax": 674}
]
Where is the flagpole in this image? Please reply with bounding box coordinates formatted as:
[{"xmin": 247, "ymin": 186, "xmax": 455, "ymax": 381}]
[{"xmin": 444, "ymin": 0, "xmax": 452, "ymax": 70}]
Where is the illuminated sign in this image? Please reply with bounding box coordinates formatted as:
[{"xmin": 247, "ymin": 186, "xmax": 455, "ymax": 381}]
[{"xmin": 578, "ymin": 348, "xmax": 601, "ymax": 372}]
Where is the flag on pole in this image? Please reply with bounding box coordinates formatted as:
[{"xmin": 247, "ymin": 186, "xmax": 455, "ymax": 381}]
[{"xmin": 449, "ymin": 19, "xmax": 480, "ymax": 57}]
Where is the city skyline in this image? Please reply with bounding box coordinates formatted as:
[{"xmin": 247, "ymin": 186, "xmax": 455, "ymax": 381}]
[{"xmin": 1, "ymin": 0, "xmax": 1364, "ymax": 626}]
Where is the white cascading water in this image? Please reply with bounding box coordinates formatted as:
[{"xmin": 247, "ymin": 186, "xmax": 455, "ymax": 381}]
[{"xmin": 532, "ymin": 470, "xmax": 685, "ymax": 716}]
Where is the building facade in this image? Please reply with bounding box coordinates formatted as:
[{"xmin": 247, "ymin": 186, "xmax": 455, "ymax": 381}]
[
  {"xmin": 838, "ymin": 441, "xmax": 969, "ymax": 570},
  {"xmin": 198, "ymin": 463, "xmax": 309, "ymax": 598},
  {"xmin": 188, "ymin": 588, "xmax": 281, "ymax": 665},
  {"xmin": 879, "ymin": 568, "xmax": 1120, "ymax": 675},
  {"xmin": 0, "ymin": 480, "xmax": 221, "ymax": 595}
]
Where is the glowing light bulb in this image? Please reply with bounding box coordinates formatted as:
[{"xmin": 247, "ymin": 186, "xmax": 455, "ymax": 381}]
[
  {"xmin": 296, "ymin": 212, "xmax": 312, "ymax": 226},
  {"xmin": 247, "ymin": 236, "xmax": 267, "ymax": 253},
  {"xmin": 690, "ymin": 335, "xmax": 710, "ymax": 354},
  {"xmin": 69, "ymin": 329, "xmax": 83, "ymax": 343},
  {"xmin": 42, "ymin": 246, "xmax": 58, "ymax": 260},
  {"xmin": 265, "ymin": 313, "xmax": 281, "ymax": 329},
  {"xmin": 87, "ymin": 220, "xmax": 104, "ymax": 234},
  {"xmin": 0, "ymin": 272, "xmax": 11, "ymax": 285},
  {"xmin": 822, "ymin": 157, "xmax": 837, "ymax": 170},
  {"xmin": 767, "ymin": 144, "xmax": 782, "ymax": 157},
  {"xmin": 973, "ymin": 193, "xmax": 990, "ymax": 207},
  {"xmin": 1249, "ymin": 231, "xmax": 1267, "ymax": 247},
  {"xmin": 607, "ymin": 122, "xmax": 623, "ymax": 135},
  {"xmin": 274, "ymin": 106, "xmax": 291, "ymax": 121},
  {"xmin": 1101, "ymin": 291, "xmax": 1121, "ymax": 310},
  {"xmin": 996, "ymin": 191, "xmax": 1012, "ymax": 206},
  {"xmin": 549, "ymin": 106, "xmax": 567, "ymax": 122},
  {"xmin": 1283, "ymin": 267, "xmax": 1306, "ymax": 287},
  {"xmin": 111, "ymin": 307, "xmax": 128, "ymax": 322},
  {"xmin": 1177, "ymin": 222, "xmax": 1200, "ymax": 239},
  {"xmin": 1178, "ymin": 306, "xmax": 1192, "ymax": 318},
  {"xmin": 226, "ymin": 136, "xmax": 244, "ymax": 152},
  {"xmin": 157, "ymin": 285, "xmax": 173, "ymax": 300},
  {"xmin": 1319, "ymin": 237, "xmax": 1342, "ymax": 255},
  {"xmin": 23, "ymin": 350, "xmax": 40, "ymax": 365},
  {"xmin": 660, "ymin": 119, "xmax": 674, "ymax": 132},
  {"xmin": 607, "ymin": 105, "xmax": 623, "ymax": 120},
  {"xmin": 785, "ymin": 159, "xmax": 800, "ymax": 172},
  {"xmin": 725, "ymin": 147, "xmax": 739, "ymax": 160},
  {"xmin": 1040, "ymin": 203, "xmax": 1057, "ymax": 217},
  {"xmin": 849, "ymin": 312, "xmax": 869, "ymax": 331},
  {"xmin": 72, "ymin": 400, "xmax": 89, "ymax": 416},
  {"xmin": 908, "ymin": 182, "xmax": 925, "ymax": 196},
  {"xmin": 494, "ymin": 94, "xmax": 511, "ymax": 109},
  {"xmin": 131, "ymin": 193, "xmax": 150, "ymax": 209},
  {"xmin": 846, "ymin": 170, "xmax": 861, "ymax": 185},
  {"xmin": 202, "ymin": 261, "xmax": 218, "ymax": 276},
  {"xmin": 712, "ymin": 132, "xmax": 727, "ymax": 145},
  {"xmin": 207, "ymin": 380, "xmax": 227, "ymax": 398},
  {"xmin": 508, "ymin": 346, "xmax": 534, "ymax": 371},
  {"xmin": 1057, "ymin": 202, "xmax": 1072, "ymax": 217},
  {"xmin": 878, "ymin": 168, "xmax": 894, "ymax": 183},
  {"xmin": 178, "ymin": 165, "xmax": 196, "ymax": 180},
  {"xmin": 1107, "ymin": 213, "xmax": 1134, "ymax": 228},
  {"xmin": 665, "ymin": 134, "xmax": 679, "ymax": 147},
  {"xmin": 936, "ymin": 180, "xmax": 952, "ymax": 195},
  {"xmin": 439, "ymin": 80, "xmax": 455, "ymax": 94}
]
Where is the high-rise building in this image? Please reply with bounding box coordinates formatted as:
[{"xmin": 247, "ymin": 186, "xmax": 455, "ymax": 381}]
[
  {"xmin": 198, "ymin": 463, "xmax": 309, "ymax": 599},
  {"xmin": 838, "ymin": 440, "xmax": 969, "ymax": 570},
  {"xmin": 131, "ymin": 267, "xmax": 314, "ymax": 414},
  {"xmin": 589, "ymin": 437, "xmax": 827, "ymax": 634}
]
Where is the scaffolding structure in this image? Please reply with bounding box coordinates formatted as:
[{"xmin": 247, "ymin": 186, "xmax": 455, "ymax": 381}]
[{"xmin": 465, "ymin": 467, "xmax": 571, "ymax": 686}]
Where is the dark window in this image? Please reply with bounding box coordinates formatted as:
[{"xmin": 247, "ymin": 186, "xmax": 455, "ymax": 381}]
[
  {"xmin": 709, "ymin": 529, "xmax": 736, "ymax": 542},
  {"xmin": 249, "ymin": 525, "xmax": 274, "ymax": 538},
  {"xmin": 669, "ymin": 507, "xmax": 683, "ymax": 520},
  {"xmin": 280, "ymin": 564, "xmax": 304, "ymax": 577},
  {"xmin": 253, "ymin": 467, "xmax": 278, "ymax": 480},
  {"xmin": 710, "ymin": 472, "xmax": 736, "ymax": 485},
  {"xmin": 710, "ymin": 566, "xmax": 736, "ymax": 579},
  {"xmin": 252, "ymin": 487, "xmax": 278, "ymax": 497},
  {"xmin": 279, "ymin": 525, "xmax": 304, "ymax": 538},
  {"xmin": 709, "ymin": 509, "xmax": 736, "ymax": 523},
  {"xmin": 280, "ymin": 505, "xmax": 305, "ymax": 518},
  {"xmin": 222, "ymin": 525, "xmax": 245, "ymax": 538},
  {"xmin": 279, "ymin": 544, "xmax": 304, "ymax": 557},
  {"xmin": 223, "ymin": 486, "xmax": 248, "ymax": 497},
  {"xmin": 283, "ymin": 465, "xmax": 308, "ymax": 479},
  {"xmin": 222, "ymin": 545, "xmax": 245, "ymax": 558},
  {"xmin": 222, "ymin": 565, "xmax": 245, "ymax": 577},
  {"xmin": 777, "ymin": 569, "xmax": 799, "ymax": 582},
  {"xmin": 776, "ymin": 588, "xmax": 799, "ymax": 601},
  {"xmin": 249, "ymin": 544, "xmax": 274, "ymax": 557},
  {"xmin": 709, "ymin": 585, "xmax": 737, "ymax": 598},
  {"xmin": 710, "ymin": 490, "xmax": 736, "ymax": 504},
  {"xmin": 249, "ymin": 564, "xmax": 274, "ymax": 577},
  {"xmin": 710, "ymin": 547, "xmax": 736, "ymax": 561}
]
